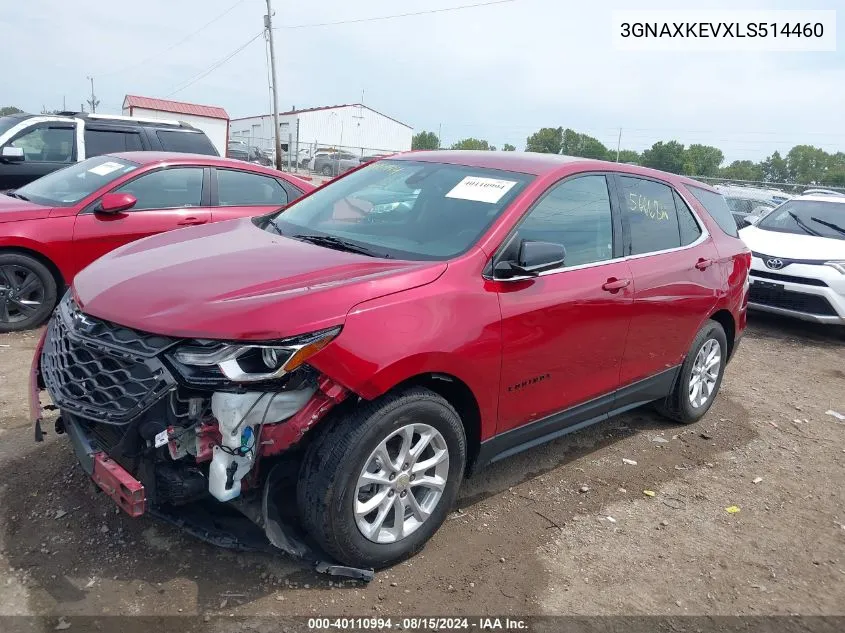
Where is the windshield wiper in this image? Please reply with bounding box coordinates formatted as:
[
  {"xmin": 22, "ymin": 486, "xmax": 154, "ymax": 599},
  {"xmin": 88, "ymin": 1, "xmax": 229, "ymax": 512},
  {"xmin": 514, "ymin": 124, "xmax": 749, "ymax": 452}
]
[
  {"xmin": 809, "ymin": 216, "xmax": 845, "ymax": 237},
  {"xmin": 787, "ymin": 211, "xmax": 823, "ymax": 237},
  {"xmin": 292, "ymin": 234, "xmax": 385, "ymax": 258},
  {"xmin": 5, "ymin": 190, "xmax": 29, "ymax": 201}
]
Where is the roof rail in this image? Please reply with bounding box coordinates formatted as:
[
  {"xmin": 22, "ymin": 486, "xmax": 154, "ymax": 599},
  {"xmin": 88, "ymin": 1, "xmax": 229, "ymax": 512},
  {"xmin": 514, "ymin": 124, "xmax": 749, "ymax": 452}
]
[
  {"xmin": 801, "ymin": 188, "xmax": 845, "ymax": 197},
  {"xmin": 54, "ymin": 111, "xmax": 192, "ymax": 128}
]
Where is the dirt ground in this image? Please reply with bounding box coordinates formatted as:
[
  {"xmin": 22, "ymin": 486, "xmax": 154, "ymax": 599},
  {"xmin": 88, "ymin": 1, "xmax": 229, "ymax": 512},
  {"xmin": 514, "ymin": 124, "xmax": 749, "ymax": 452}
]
[{"xmin": 0, "ymin": 314, "xmax": 843, "ymax": 628}]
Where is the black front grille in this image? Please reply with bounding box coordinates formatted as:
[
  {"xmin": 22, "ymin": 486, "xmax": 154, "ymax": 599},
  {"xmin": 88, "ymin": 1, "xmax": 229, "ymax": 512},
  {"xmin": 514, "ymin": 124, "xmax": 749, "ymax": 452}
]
[
  {"xmin": 41, "ymin": 297, "xmax": 178, "ymax": 424},
  {"xmin": 750, "ymin": 270, "xmax": 828, "ymax": 287},
  {"xmin": 749, "ymin": 285, "xmax": 837, "ymax": 316}
]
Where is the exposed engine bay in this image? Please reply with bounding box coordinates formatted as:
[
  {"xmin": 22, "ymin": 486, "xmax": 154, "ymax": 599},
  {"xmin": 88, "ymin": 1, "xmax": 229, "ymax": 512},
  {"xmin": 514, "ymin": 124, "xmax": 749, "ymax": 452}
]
[{"xmin": 32, "ymin": 293, "xmax": 372, "ymax": 581}]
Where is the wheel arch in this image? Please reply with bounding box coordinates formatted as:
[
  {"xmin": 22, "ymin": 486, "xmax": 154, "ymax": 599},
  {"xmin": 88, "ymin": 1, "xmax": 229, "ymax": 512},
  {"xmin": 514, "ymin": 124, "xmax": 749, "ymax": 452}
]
[
  {"xmin": 708, "ymin": 308, "xmax": 736, "ymax": 360},
  {"xmin": 387, "ymin": 372, "xmax": 483, "ymax": 475},
  {"xmin": 0, "ymin": 245, "xmax": 66, "ymax": 292}
]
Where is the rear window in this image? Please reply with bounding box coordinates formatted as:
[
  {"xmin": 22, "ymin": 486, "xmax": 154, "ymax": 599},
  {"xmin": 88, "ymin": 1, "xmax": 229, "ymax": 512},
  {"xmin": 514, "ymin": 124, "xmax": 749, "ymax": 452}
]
[
  {"xmin": 686, "ymin": 185, "xmax": 739, "ymax": 237},
  {"xmin": 156, "ymin": 130, "xmax": 217, "ymax": 156}
]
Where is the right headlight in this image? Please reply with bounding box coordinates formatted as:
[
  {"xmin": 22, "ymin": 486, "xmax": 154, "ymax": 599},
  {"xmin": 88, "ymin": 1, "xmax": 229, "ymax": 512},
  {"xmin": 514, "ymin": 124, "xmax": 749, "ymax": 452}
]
[
  {"xmin": 171, "ymin": 326, "xmax": 341, "ymax": 383},
  {"xmin": 824, "ymin": 261, "xmax": 845, "ymax": 275}
]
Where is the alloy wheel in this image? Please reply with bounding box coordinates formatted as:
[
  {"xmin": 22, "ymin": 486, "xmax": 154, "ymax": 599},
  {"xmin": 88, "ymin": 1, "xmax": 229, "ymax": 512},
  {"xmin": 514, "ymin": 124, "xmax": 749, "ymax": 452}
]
[
  {"xmin": 0, "ymin": 265, "xmax": 45, "ymax": 324},
  {"xmin": 688, "ymin": 338, "xmax": 721, "ymax": 408},
  {"xmin": 355, "ymin": 423, "xmax": 450, "ymax": 544}
]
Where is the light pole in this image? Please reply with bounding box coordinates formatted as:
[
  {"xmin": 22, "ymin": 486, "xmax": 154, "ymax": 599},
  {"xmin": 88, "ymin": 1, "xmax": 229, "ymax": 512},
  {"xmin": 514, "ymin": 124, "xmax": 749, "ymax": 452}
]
[{"xmin": 264, "ymin": 0, "xmax": 283, "ymax": 171}]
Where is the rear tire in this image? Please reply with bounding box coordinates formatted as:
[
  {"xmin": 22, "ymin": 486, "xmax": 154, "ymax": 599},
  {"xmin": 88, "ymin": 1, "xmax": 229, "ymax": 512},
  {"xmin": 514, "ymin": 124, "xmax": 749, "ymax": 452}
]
[
  {"xmin": 656, "ymin": 320, "xmax": 727, "ymax": 424},
  {"xmin": 0, "ymin": 252, "xmax": 57, "ymax": 333},
  {"xmin": 321, "ymin": 165, "xmax": 333, "ymax": 177},
  {"xmin": 297, "ymin": 387, "xmax": 466, "ymax": 569}
]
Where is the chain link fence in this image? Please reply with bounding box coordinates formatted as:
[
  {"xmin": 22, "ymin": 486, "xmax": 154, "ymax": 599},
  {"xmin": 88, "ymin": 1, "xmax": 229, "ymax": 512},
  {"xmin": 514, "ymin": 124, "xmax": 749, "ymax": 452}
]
[{"xmin": 227, "ymin": 135, "xmax": 399, "ymax": 178}]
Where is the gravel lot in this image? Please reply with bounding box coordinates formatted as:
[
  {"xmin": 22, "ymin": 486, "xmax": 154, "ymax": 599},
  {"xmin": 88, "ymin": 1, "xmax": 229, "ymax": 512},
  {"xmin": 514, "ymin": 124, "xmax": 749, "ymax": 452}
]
[{"xmin": 0, "ymin": 314, "xmax": 843, "ymax": 626}]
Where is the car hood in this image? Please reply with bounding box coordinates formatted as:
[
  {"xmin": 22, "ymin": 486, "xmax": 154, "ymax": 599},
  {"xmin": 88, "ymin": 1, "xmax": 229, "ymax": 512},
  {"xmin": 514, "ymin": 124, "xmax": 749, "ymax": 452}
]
[
  {"xmin": 0, "ymin": 193, "xmax": 52, "ymax": 223},
  {"xmin": 74, "ymin": 218, "xmax": 447, "ymax": 340},
  {"xmin": 740, "ymin": 225, "xmax": 845, "ymax": 261}
]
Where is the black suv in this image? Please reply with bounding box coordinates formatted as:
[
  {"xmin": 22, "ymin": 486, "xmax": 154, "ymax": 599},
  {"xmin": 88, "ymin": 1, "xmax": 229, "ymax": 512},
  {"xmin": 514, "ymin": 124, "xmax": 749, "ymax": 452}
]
[{"xmin": 0, "ymin": 112, "xmax": 219, "ymax": 189}]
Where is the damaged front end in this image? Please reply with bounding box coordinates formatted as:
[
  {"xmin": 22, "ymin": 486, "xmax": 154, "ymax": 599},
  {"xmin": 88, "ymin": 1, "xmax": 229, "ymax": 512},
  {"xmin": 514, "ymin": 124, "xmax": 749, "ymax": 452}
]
[{"xmin": 32, "ymin": 294, "xmax": 371, "ymax": 581}]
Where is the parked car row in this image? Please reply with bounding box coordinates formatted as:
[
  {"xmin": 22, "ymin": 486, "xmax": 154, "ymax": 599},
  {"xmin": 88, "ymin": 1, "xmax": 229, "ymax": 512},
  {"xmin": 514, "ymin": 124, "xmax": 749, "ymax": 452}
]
[
  {"xmin": 714, "ymin": 184, "xmax": 791, "ymax": 228},
  {"xmin": 5, "ymin": 143, "xmax": 840, "ymax": 578}
]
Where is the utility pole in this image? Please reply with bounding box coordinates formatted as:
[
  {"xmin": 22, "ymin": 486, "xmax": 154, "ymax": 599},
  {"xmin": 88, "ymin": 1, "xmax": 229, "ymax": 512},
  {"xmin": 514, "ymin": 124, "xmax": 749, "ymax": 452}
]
[
  {"xmin": 264, "ymin": 0, "xmax": 283, "ymax": 171},
  {"xmin": 616, "ymin": 128, "xmax": 622, "ymax": 162},
  {"xmin": 86, "ymin": 76, "xmax": 99, "ymax": 113}
]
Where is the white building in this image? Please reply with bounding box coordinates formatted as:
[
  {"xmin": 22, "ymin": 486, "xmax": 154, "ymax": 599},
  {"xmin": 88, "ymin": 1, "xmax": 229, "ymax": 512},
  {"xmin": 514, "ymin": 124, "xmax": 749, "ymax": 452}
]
[
  {"xmin": 122, "ymin": 95, "xmax": 230, "ymax": 155},
  {"xmin": 229, "ymin": 104, "xmax": 412, "ymax": 157}
]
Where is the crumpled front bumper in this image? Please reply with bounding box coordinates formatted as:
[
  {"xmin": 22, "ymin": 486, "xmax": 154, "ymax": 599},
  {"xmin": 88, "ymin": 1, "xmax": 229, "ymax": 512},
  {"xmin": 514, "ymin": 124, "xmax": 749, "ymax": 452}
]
[{"xmin": 30, "ymin": 326, "xmax": 372, "ymax": 581}]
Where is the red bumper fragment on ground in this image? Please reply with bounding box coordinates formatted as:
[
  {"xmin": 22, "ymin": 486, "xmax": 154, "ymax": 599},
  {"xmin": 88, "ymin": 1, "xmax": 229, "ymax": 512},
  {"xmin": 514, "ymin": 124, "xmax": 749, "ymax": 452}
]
[{"xmin": 92, "ymin": 452, "xmax": 146, "ymax": 517}]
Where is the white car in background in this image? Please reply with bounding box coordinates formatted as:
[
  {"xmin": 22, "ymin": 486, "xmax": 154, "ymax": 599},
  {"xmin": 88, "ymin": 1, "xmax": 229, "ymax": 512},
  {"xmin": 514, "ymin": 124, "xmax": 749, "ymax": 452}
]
[{"xmin": 739, "ymin": 192, "xmax": 845, "ymax": 325}]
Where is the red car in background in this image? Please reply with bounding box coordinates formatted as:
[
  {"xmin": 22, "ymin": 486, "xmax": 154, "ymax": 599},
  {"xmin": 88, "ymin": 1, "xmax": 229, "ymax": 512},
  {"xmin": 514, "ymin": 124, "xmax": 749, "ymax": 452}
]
[{"xmin": 0, "ymin": 152, "xmax": 314, "ymax": 331}]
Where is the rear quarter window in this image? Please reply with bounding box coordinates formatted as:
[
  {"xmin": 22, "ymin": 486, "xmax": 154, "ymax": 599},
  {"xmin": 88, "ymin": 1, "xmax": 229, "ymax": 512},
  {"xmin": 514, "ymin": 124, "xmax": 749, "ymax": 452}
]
[
  {"xmin": 156, "ymin": 130, "xmax": 218, "ymax": 156},
  {"xmin": 686, "ymin": 185, "xmax": 739, "ymax": 237}
]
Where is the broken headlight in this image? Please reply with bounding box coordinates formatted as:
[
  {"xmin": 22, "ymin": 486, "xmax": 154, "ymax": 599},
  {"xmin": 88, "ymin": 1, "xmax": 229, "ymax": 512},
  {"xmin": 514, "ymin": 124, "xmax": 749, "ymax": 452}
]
[{"xmin": 170, "ymin": 326, "xmax": 341, "ymax": 383}]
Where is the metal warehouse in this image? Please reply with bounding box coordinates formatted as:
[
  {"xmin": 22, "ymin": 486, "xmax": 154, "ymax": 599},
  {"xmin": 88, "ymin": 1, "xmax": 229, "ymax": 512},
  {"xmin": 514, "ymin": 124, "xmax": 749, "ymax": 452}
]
[{"xmin": 229, "ymin": 103, "xmax": 413, "ymax": 158}]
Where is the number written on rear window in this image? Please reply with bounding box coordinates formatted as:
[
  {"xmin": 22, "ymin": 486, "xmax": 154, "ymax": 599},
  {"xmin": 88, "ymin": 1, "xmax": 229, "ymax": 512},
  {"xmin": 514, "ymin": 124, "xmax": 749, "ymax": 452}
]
[{"xmin": 618, "ymin": 176, "xmax": 681, "ymax": 255}]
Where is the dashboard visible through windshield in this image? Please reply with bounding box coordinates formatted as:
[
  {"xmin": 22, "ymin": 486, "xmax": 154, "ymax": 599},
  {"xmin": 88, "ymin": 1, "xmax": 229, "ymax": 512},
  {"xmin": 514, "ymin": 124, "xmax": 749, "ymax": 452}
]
[{"xmin": 267, "ymin": 159, "xmax": 533, "ymax": 260}]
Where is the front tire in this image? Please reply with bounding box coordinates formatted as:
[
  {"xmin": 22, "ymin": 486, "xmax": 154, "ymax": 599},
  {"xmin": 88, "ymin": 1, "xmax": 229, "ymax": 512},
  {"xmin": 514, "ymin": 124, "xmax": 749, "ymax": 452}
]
[
  {"xmin": 321, "ymin": 164, "xmax": 334, "ymax": 177},
  {"xmin": 656, "ymin": 320, "xmax": 728, "ymax": 424},
  {"xmin": 0, "ymin": 252, "xmax": 57, "ymax": 333},
  {"xmin": 297, "ymin": 387, "xmax": 466, "ymax": 569}
]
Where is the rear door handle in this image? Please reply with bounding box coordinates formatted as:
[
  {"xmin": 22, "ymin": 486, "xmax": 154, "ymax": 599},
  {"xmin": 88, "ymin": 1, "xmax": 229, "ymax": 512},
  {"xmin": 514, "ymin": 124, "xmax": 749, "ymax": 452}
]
[
  {"xmin": 695, "ymin": 258, "xmax": 715, "ymax": 271},
  {"xmin": 601, "ymin": 277, "xmax": 631, "ymax": 292},
  {"xmin": 177, "ymin": 217, "xmax": 208, "ymax": 226}
]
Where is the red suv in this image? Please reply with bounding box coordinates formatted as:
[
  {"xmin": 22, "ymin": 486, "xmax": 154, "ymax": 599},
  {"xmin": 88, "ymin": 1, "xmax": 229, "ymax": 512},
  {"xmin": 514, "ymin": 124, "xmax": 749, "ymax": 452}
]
[{"xmin": 31, "ymin": 151, "xmax": 750, "ymax": 573}]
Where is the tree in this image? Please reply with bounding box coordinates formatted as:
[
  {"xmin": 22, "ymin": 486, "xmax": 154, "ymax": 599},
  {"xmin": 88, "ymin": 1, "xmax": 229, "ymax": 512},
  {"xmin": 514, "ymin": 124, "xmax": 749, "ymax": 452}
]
[
  {"xmin": 0, "ymin": 106, "xmax": 23, "ymax": 116},
  {"xmin": 450, "ymin": 137, "xmax": 492, "ymax": 151},
  {"xmin": 760, "ymin": 151, "xmax": 789, "ymax": 183},
  {"xmin": 682, "ymin": 144, "xmax": 724, "ymax": 177},
  {"xmin": 640, "ymin": 140, "xmax": 686, "ymax": 174},
  {"xmin": 615, "ymin": 149, "xmax": 640, "ymax": 164},
  {"xmin": 412, "ymin": 131, "xmax": 439, "ymax": 150},
  {"xmin": 786, "ymin": 145, "xmax": 829, "ymax": 184},
  {"xmin": 719, "ymin": 160, "xmax": 763, "ymax": 182},
  {"xmin": 560, "ymin": 128, "xmax": 608, "ymax": 160},
  {"xmin": 503, "ymin": 143, "xmax": 516, "ymax": 151},
  {"xmin": 525, "ymin": 127, "xmax": 562, "ymax": 154}
]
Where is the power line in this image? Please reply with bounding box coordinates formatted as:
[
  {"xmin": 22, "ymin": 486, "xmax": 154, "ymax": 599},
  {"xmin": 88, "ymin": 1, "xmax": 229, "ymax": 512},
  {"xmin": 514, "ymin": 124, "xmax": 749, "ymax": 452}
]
[
  {"xmin": 99, "ymin": 0, "xmax": 247, "ymax": 77},
  {"xmin": 275, "ymin": 0, "xmax": 517, "ymax": 29},
  {"xmin": 166, "ymin": 30, "xmax": 264, "ymax": 97}
]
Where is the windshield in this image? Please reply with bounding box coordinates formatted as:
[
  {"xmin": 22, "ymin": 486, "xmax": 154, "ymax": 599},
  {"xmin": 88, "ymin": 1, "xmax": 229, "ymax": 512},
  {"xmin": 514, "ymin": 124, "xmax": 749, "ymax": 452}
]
[
  {"xmin": 756, "ymin": 199, "xmax": 845, "ymax": 241},
  {"xmin": 15, "ymin": 155, "xmax": 139, "ymax": 206},
  {"xmin": 267, "ymin": 159, "xmax": 533, "ymax": 260}
]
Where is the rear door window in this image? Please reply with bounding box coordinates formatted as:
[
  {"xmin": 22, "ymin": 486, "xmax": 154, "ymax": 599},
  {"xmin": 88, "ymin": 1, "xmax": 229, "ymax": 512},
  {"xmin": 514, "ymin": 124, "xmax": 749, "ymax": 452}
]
[
  {"xmin": 216, "ymin": 169, "xmax": 288, "ymax": 206},
  {"xmin": 617, "ymin": 176, "xmax": 681, "ymax": 255},
  {"xmin": 687, "ymin": 185, "xmax": 739, "ymax": 237},
  {"xmin": 84, "ymin": 129, "xmax": 143, "ymax": 157},
  {"xmin": 156, "ymin": 130, "xmax": 217, "ymax": 155}
]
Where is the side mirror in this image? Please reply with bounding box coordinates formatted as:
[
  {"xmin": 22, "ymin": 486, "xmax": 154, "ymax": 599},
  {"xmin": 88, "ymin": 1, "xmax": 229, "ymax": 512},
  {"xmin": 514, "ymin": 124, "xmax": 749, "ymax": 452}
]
[
  {"xmin": 495, "ymin": 240, "xmax": 566, "ymax": 279},
  {"xmin": 1, "ymin": 147, "xmax": 24, "ymax": 163},
  {"xmin": 98, "ymin": 192, "xmax": 137, "ymax": 214}
]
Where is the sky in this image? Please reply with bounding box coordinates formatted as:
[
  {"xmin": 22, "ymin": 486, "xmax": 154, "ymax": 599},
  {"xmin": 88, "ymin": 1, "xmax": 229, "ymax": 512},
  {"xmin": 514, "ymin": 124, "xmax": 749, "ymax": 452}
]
[{"xmin": 2, "ymin": 0, "xmax": 843, "ymax": 163}]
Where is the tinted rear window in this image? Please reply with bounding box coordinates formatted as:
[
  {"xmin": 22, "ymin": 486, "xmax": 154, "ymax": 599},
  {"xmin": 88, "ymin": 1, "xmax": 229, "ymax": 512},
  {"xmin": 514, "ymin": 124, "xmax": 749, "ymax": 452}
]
[
  {"xmin": 85, "ymin": 129, "xmax": 143, "ymax": 157},
  {"xmin": 686, "ymin": 185, "xmax": 739, "ymax": 237},
  {"xmin": 156, "ymin": 130, "xmax": 218, "ymax": 155}
]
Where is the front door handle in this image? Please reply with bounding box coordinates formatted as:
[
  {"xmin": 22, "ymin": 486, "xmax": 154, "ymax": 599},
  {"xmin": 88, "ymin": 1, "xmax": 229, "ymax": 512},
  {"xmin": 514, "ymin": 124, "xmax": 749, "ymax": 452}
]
[
  {"xmin": 695, "ymin": 258, "xmax": 715, "ymax": 271},
  {"xmin": 601, "ymin": 277, "xmax": 631, "ymax": 292},
  {"xmin": 177, "ymin": 217, "xmax": 208, "ymax": 226}
]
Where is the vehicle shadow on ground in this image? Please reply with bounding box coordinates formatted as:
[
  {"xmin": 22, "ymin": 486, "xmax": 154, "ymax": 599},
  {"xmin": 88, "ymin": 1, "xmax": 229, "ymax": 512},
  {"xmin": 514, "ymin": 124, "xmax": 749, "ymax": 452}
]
[
  {"xmin": 0, "ymin": 395, "xmax": 754, "ymax": 612},
  {"xmin": 745, "ymin": 313, "xmax": 845, "ymax": 346}
]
